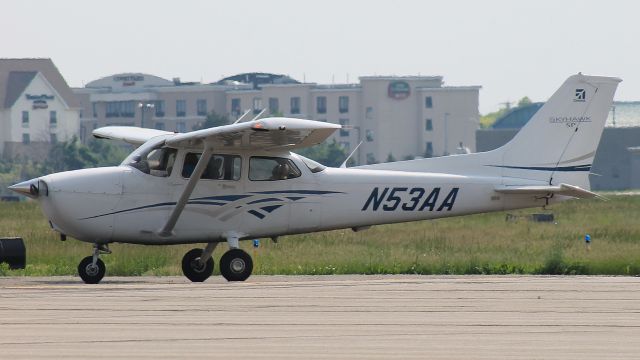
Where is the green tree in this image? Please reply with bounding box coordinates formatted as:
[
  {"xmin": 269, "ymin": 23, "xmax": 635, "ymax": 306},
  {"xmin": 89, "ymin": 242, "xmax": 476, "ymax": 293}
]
[
  {"xmin": 517, "ymin": 96, "xmax": 532, "ymax": 107},
  {"xmin": 296, "ymin": 139, "xmax": 348, "ymax": 167},
  {"xmin": 480, "ymin": 96, "xmax": 533, "ymax": 128},
  {"xmin": 193, "ymin": 111, "xmax": 230, "ymax": 130}
]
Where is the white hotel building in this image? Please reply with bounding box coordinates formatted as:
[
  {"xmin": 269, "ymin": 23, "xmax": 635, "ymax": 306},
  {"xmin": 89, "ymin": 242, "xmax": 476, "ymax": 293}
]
[
  {"xmin": 0, "ymin": 59, "xmax": 80, "ymax": 159},
  {"xmin": 74, "ymin": 72, "xmax": 480, "ymax": 165}
]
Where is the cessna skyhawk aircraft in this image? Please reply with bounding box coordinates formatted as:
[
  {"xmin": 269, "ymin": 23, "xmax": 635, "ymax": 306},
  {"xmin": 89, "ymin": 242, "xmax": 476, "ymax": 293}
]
[{"xmin": 9, "ymin": 74, "xmax": 619, "ymax": 284}]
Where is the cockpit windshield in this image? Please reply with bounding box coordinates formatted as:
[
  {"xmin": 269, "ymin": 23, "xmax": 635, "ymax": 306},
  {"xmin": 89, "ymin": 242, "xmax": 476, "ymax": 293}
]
[
  {"xmin": 296, "ymin": 154, "xmax": 326, "ymax": 173},
  {"xmin": 122, "ymin": 137, "xmax": 177, "ymax": 177}
]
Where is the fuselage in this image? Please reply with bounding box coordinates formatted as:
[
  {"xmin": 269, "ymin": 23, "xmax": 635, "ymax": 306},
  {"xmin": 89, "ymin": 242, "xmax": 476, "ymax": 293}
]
[{"xmin": 34, "ymin": 145, "xmax": 556, "ymax": 245}]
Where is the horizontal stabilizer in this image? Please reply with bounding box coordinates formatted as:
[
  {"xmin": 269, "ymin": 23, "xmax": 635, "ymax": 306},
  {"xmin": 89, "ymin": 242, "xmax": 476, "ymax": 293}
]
[
  {"xmin": 494, "ymin": 183, "xmax": 600, "ymax": 199},
  {"xmin": 93, "ymin": 126, "xmax": 174, "ymax": 145}
]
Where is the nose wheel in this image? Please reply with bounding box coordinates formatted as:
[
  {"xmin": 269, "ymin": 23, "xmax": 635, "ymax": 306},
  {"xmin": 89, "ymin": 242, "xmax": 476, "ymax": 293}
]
[{"xmin": 78, "ymin": 244, "xmax": 109, "ymax": 284}]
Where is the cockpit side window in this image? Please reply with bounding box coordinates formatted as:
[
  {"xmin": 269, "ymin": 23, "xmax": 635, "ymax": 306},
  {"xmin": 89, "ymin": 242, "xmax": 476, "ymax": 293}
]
[
  {"xmin": 182, "ymin": 153, "xmax": 241, "ymax": 180},
  {"xmin": 128, "ymin": 144, "xmax": 177, "ymax": 177},
  {"xmin": 249, "ymin": 156, "xmax": 302, "ymax": 181}
]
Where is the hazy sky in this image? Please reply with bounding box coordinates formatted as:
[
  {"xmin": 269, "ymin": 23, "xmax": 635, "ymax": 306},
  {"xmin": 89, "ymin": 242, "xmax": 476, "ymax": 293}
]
[{"xmin": 3, "ymin": 0, "xmax": 639, "ymax": 113}]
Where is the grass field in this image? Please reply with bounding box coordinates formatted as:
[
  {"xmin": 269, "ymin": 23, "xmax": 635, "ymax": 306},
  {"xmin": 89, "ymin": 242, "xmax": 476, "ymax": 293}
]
[{"xmin": 1, "ymin": 195, "xmax": 639, "ymax": 276}]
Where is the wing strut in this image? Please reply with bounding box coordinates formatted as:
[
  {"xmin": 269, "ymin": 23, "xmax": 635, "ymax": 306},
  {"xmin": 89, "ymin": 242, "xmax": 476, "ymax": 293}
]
[{"xmin": 159, "ymin": 146, "xmax": 214, "ymax": 237}]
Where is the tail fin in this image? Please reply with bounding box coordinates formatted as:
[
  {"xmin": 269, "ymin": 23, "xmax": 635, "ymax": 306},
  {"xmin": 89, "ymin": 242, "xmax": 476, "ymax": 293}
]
[
  {"xmin": 498, "ymin": 74, "xmax": 620, "ymax": 188},
  {"xmin": 358, "ymin": 74, "xmax": 620, "ymax": 190}
]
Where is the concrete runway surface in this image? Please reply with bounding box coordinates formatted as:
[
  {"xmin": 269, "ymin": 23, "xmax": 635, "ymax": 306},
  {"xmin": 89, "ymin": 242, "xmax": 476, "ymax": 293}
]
[{"xmin": 0, "ymin": 275, "xmax": 639, "ymax": 359}]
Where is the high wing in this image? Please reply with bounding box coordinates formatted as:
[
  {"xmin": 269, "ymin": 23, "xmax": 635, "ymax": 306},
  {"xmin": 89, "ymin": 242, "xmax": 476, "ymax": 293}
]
[
  {"xmin": 494, "ymin": 183, "xmax": 601, "ymax": 199},
  {"xmin": 165, "ymin": 117, "xmax": 341, "ymax": 150},
  {"xmin": 93, "ymin": 126, "xmax": 174, "ymax": 145}
]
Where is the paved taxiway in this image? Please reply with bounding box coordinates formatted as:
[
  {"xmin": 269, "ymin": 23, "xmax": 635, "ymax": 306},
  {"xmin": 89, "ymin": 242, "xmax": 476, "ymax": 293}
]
[{"xmin": 0, "ymin": 275, "xmax": 638, "ymax": 359}]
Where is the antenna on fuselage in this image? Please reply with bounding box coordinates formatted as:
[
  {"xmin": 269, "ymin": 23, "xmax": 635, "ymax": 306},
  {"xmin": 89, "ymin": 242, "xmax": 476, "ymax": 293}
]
[
  {"xmin": 250, "ymin": 108, "xmax": 268, "ymax": 122},
  {"xmin": 339, "ymin": 141, "xmax": 363, "ymax": 168}
]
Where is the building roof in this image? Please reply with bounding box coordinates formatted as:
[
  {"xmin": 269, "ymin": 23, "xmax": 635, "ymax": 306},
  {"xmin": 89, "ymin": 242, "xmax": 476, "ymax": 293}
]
[
  {"xmin": 492, "ymin": 102, "xmax": 544, "ymax": 129},
  {"xmin": 3, "ymin": 71, "xmax": 36, "ymax": 108},
  {"xmin": 216, "ymin": 73, "xmax": 300, "ymax": 89},
  {"xmin": 0, "ymin": 58, "xmax": 79, "ymax": 109}
]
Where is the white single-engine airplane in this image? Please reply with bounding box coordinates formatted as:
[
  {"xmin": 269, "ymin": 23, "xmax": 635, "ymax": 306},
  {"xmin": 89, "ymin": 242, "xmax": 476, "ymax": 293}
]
[{"xmin": 9, "ymin": 74, "xmax": 619, "ymax": 284}]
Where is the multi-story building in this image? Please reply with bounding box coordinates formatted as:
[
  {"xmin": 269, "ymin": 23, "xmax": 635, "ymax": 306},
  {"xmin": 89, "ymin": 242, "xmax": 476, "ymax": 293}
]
[
  {"xmin": 73, "ymin": 73, "xmax": 243, "ymax": 142},
  {"xmin": 0, "ymin": 58, "xmax": 80, "ymax": 159},
  {"xmin": 224, "ymin": 75, "xmax": 480, "ymax": 164},
  {"xmin": 75, "ymin": 72, "xmax": 481, "ymax": 164}
]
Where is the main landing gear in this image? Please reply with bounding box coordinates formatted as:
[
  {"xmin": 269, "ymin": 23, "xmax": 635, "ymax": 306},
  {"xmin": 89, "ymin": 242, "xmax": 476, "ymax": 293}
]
[
  {"xmin": 78, "ymin": 243, "xmax": 110, "ymax": 284},
  {"xmin": 181, "ymin": 235, "xmax": 253, "ymax": 283},
  {"xmin": 181, "ymin": 246, "xmax": 253, "ymax": 282}
]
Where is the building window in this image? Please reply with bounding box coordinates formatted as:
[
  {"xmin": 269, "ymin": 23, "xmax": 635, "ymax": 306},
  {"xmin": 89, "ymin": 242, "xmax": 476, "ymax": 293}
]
[
  {"xmin": 50, "ymin": 133, "xmax": 57, "ymax": 144},
  {"xmin": 365, "ymin": 129, "xmax": 374, "ymax": 142},
  {"xmin": 197, "ymin": 99, "xmax": 207, "ymax": 116},
  {"xmin": 339, "ymin": 119, "xmax": 349, "ymax": 137},
  {"xmin": 365, "ymin": 106, "xmax": 373, "ymax": 119},
  {"xmin": 425, "ymin": 96, "xmax": 433, "ymax": 108},
  {"xmin": 106, "ymin": 101, "xmax": 136, "ymax": 118},
  {"xmin": 252, "ymin": 97, "xmax": 263, "ymax": 114},
  {"xmin": 22, "ymin": 134, "xmax": 30, "ymax": 144},
  {"xmin": 155, "ymin": 100, "xmax": 165, "ymax": 117},
  {"xmin": 123, "ymin": 101, "xmax": 135, "ymax": 117},
  {"xmin": 176, "ymin": 121, "xmax": 186, "ymax": 133},
  {"xmin": 425, "ymin": 142, "xmax": 434, "ymax": 157},
  {"xmin": 339, "ymin": 96, "xmax": 349, "ymax": 113},
  {"xmin": 316, "ymin": 96, "xmax": 327, "ymax": 114},
  {"xmin": 176, "ymin": 100, "xmax": 186, "ymax": 117},
  {"xmin": 425, "ymin": 118, "xmax": 433, "ymax": 131},
  {"xmin": 50, "ymin": 111, "xmax": 57, "ymax": 127},
  {"xmin": 92, "ymin": 103, "xmax": 97, "ymax": 118},
  {"xmin": 231, "ymin": 98, "xmax": 241, "ymax": 116},
  {"xmin": 22, "ymin": 111, "xmax": 29, "ymax": 127},
  {"xmin": 290, "ymin": 97, "xmax": 301, "ymax": 114},
  {"xmin": 155, "ymin": 122, "xmax": 165, "ymax": 130},
  {"xmin": 269, "ymin": 97, "xmax": 279, "ymax": 114}
]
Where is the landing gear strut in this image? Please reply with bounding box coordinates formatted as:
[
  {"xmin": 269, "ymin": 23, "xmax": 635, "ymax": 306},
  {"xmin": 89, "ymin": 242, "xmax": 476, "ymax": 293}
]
[
  {"xmin": 181, "ymin": 243, "xmax": 216, "ymax": 282},
  {"xmin": 78, "ymin": 243, "xmax": 109, "ymax": 284}
]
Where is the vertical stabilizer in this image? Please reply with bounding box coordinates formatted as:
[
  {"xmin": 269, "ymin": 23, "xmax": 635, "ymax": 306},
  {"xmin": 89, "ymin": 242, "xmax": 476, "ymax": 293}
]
[{"xmin": 498, "ymin": 74, "xmax": 620, "ymax": 189}]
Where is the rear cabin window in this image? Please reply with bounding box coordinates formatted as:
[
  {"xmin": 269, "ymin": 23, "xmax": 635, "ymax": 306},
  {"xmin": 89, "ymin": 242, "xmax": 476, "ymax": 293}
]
[
  {"xmin": 182, "ymin": 153, "xmax": 241, "ymax": 180},
  {"xmin": 128, "ymin": 146, "xmax": 177, "ymax": 177},
  {"xmin": 249, "ymin": 157, "xmax": 302, "ymax": 181}
]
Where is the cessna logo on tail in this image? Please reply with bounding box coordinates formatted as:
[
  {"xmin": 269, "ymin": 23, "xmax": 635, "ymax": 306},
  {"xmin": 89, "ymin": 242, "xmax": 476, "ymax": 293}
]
[
  {"xmin": 362, "ymin": 187, "xmax": 459, "ymax": 212},
  {"xmin": 574, "ymin": 88, "xmax": 586, "ymax": 102}
]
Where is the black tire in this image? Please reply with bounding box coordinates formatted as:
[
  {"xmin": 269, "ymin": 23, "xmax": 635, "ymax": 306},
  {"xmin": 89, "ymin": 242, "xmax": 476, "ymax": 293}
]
[
  {"xmin": 78, "ymin": 256, "xmax": 106, "ymax": 284},
  {"xmin": 220, "ymin": 249, "xmax": 253, "ymax": 282},
  {"xmin": 181, "ymin": 248, "xmax": 214, "ymax": 282}
]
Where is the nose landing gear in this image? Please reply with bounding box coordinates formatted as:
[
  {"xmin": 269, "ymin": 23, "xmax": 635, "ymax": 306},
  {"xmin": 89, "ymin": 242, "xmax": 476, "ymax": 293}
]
[{"xmin": 78, "ymin": 244, "xmax": 110, "ymax": 284}]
